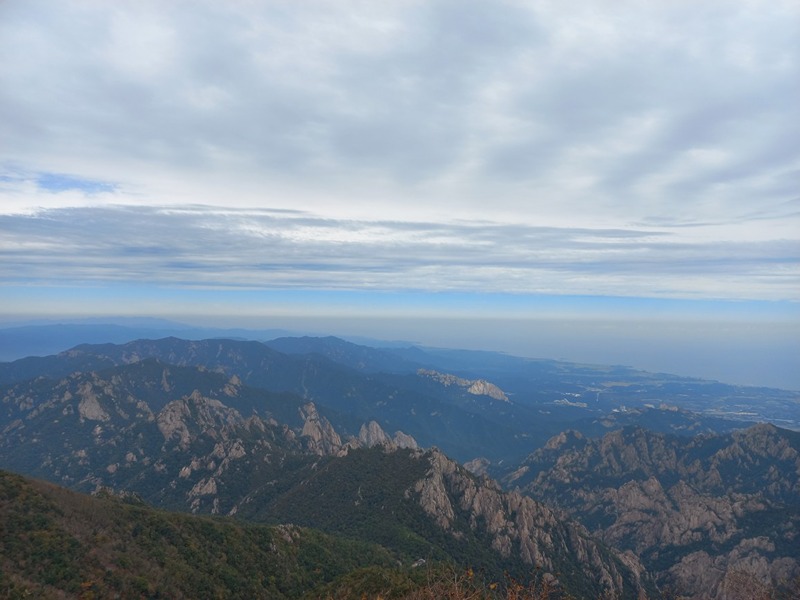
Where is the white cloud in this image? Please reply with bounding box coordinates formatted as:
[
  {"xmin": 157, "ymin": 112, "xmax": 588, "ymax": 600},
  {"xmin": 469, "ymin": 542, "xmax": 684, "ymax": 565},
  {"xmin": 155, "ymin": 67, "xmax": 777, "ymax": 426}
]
[
  {"xmin": 1, "ymin": 206, "xmax": 796, "ymax": 301},
  {"xmin": 0, "ymin": 0, "xmax": 797, "ymax": 301}
]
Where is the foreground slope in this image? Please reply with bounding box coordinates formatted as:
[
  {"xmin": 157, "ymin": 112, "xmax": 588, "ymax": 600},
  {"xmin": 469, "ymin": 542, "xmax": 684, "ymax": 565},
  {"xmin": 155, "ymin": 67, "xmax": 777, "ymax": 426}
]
[{"xmin": 0, "ymin": 469, "xmax": 398, "ymax": 599}]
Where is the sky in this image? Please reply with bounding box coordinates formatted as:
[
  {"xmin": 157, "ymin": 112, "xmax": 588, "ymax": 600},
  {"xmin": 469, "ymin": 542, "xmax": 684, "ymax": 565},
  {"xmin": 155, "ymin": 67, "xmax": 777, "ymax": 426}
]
[{"xmin": 1, "ymin": 1, "xmax": 798, "ymax": 387}]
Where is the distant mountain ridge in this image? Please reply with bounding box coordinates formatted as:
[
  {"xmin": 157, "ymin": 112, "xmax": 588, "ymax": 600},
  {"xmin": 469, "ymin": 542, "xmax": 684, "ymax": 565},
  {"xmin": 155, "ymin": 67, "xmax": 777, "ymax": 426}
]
[
  {"xmin": 264, "ymin": 335, "xmax": 426, "ymax": 373},
  {"xmin": 2, "ymin": 335, "xmax": 788, "ymax": 466},
  {"xmin": 0, "ymin": 337, "xmax": 567, "ymax": 462},
  {"xmin": 0, "ymin": 321, "xmax": 302, "ymax": 362}
]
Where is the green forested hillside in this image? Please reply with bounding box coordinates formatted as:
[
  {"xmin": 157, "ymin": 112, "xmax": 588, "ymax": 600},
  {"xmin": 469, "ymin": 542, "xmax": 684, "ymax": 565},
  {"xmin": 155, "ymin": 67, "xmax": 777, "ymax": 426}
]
[
  {"xmin": 0, "ymin": 468, "xmax": 618, "ymax": 600},
  {"xmin": 0, "ymin": 469, "xmax": 399, "ymax": 599}
]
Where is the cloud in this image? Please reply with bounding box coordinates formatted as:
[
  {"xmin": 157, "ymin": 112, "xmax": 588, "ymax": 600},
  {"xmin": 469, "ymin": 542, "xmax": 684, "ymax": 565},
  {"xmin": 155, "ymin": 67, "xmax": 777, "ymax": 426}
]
[
  {"xmin": 1, "ymin": 205, "xmax": 796, "ymax": 301},
  {"xmin": 0, "ymin": 1, "xmax": 797, "ymax": 304},
  {"xmin": 1, "ymin": 2, "xmax": 797, "ymax": 220}
]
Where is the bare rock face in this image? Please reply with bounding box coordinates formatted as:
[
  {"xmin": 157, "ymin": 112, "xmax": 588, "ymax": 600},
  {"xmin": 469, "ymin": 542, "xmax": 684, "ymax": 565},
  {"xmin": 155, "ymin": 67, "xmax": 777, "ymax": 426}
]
[
  {"xmin": 418, "ymin": 369, "xmax": 508, "ymax": 401},
  {"xmin": 411, "ymin": 448, "xmax": 649, "ymax": 597},
  {"xmin": 515, "ymin": 424, "xmax": 800, "ymax": 599},
  {"xmin": 466, "ymin": 379, "xmax": 508, "ymax": 402},
  {"xmin": 299, "ymin": 402, "xmax": 342, "ymax": 456},
  {"xmin": 359, "ymin": 421, "xmax": 392, "ymax": 448},
  {"xmin": 359, "ymin": 420, "xmax": 419, "ymax": 451},
  {"xmin": 76, "ymin": 381, "xmax": 111, "ymax": 422},
  {"xmin": 543, "ymin": 429, "xmax": 584, "ymax": 451},
  {"xmin": 463, "ymin": 457, "xmax": 491, "ymax": 477},
  {"xmin": 157, "ymin": 391, "xmax": 243, "ymax": 450},
  {"xmin": 667, "ymin": 537, "xmax": 798, "ymax": 600},
  {"xmin": 392, "ymin": 430, "xmax": 419, "ymax": 450},
  {"xmin": 413, "ymin": 450, "xmax": 458, "ymax": 530}
]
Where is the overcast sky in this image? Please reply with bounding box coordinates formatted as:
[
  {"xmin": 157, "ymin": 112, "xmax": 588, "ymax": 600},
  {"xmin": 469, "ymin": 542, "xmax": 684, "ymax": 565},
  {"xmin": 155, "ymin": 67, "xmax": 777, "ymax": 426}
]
[{"xmin": 1, "ymin": 1, "xmax": 798, "ymax": 383}]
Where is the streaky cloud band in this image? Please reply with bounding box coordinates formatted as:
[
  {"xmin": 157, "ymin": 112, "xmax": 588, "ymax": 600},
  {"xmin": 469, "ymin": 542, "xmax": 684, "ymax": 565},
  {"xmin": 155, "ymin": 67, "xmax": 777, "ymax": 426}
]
[{"xmin": 1, "ymin": 205, "xmax": 797, "ymax": 301}]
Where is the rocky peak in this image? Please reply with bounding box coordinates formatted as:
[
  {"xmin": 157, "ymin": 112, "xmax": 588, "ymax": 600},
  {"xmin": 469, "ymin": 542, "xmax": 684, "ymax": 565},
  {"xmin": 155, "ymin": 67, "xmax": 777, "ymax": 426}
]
[
  {"xmin": 462, "ymin": 457, "xmax": 490, "ymax": 477},
  {"xmin": 223, "ymin": 374, "xmax": 241, "ymax": 397},
  {"xmin": 392, "ymin": 430, "xmax": 419, "ymax": 450},
  {"xmin": 358, "ymin": 420, "xmax": 419, "ymax": 451},
  {"xmin": 299, "ymin": 402, "xmax": 343, "ymax": 456},
  {"xmin": 358, "ymin": 420, "xmax": 391, "ymax": 447},
  {"xmin": 77, "ymin": 381, "xmax": 111, "ymax": 422},
  {"xmin": 466, "ymin": 379, "xmax": 508, "ymax": 401},
  {"xmin": 543, "ymin": 429, "xmax": 585, "ymax": 450}
]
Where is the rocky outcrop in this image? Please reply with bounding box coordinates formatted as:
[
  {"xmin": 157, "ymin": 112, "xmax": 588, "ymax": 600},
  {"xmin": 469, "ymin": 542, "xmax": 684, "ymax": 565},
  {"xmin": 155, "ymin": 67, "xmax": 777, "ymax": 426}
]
[
  {"xmin": 410, "ymin": 448, "xmax": 649, "ymax": 597},
  {"xmin": 157, "ymin": 391, "xmax": 243, "ymax": 450},
  {"xmin": 358, "ymin": 420, "xmax": 392, "ymax": 448},
  {"xmin": 417, "ymin": 369, "xmax": 508, "ymax": 401},
  {"xmin": 358, "ymin": 420, "xmax": 419, "ymax": 451},
  {"xmin": 668, "ymin": 538, "xmax": 799, "ymax": 600},
  {"xmin": 467, "ymin": 379, "xmax": 507, "ymax": 401},
  {"xmin": 513, "ymin": 424, "xmax": 800, "ymax": 598},
  {"xmin": 76, "ymin": 381, "xmax": 111, "ymax": 422},
  {"xmin": 299, "ymin": 402, "xmax": 343, "ymax": 456},
  {"xmin": 0, "ymin": 362, "xmax": 317, "ymax": 516},
  {"xmin": 392, "ymin": 430, "xmax": 419, "ymax": 450},
  {"xmin": 463, "ymin": 457, "xmax": 491, "ymax": 477}
]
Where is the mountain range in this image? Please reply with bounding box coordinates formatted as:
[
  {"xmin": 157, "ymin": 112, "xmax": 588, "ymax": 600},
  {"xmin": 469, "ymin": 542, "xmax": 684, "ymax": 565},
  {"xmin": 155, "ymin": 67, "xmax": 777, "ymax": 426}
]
[{"xmin": 0, "ymin": 329, "xmax": 798, "ymax": 598}]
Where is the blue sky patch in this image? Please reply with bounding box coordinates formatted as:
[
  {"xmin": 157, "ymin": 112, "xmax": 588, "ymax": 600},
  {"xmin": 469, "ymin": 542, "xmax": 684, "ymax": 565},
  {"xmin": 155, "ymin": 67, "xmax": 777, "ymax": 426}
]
[{"xmin": 36, "ymin": 172, "xmax": 116, "ymax": 194}]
